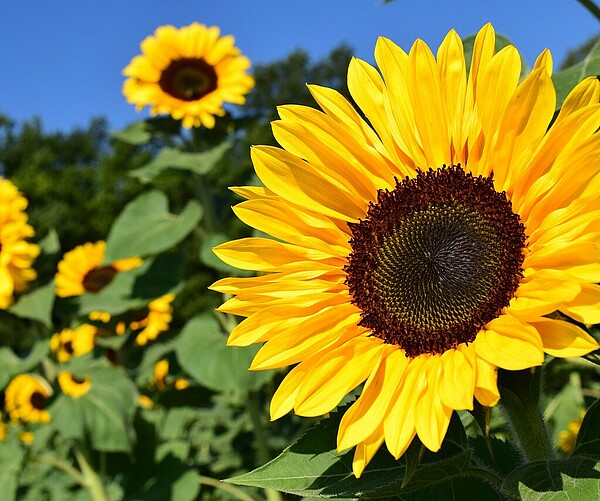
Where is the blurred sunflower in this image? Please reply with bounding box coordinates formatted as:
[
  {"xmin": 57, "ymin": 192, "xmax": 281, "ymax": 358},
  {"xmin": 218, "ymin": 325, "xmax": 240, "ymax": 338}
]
[
  {"xmin": 212, "ymin": 24, "xmax": 600, "ymax": 477},
  {"xmin": 57, "ymin": 372, "xmax": 91, "ymax": 399},
  {"xmin": 558, "ymin": 410, "xmax": 586, "ymax": 453},
  {"xmin": 0, "ymin": 417, "xmax": 6, "ymax": 441},
  {"xmin": 132, "ymin": 293, "xmax": 175, "ymax": 346},
  {"xmin": 50, "ymin": 324, "xmax": 97, "ymax": 362},
  {"xmin": 5, "ymin": 374, "xmax": 52, "ymax": 423},
  {"xmin": 0, "ymin": 178, "xmax": 40, "ymax": 309},
  {"xmin": 123, "ymin": 23, "xmax": 254, "ymax": 129},
  {"xmin": 55, "ymin": 241, "xmax": 142, "ymax": 297}
]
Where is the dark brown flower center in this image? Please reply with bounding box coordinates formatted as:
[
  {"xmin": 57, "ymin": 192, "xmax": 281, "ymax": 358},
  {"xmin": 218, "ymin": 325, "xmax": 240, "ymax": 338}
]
[
  {"xmin": 345, "ymin": 165, "xmax": 526, "ymax": 358},
  {"xmin": 63, "ymin": 340, "xmax": 74, "ymax": 354},
  {"xmin": 159, "ymin": 58, "xmax": 218, "ymax": 101},
  {"xmin": 83, "ymin": 266, "xmax": 117, "ymax": 293},
  {"xmin": 30, "ymin": 391, "xmax": 46, "ymax": 410}
]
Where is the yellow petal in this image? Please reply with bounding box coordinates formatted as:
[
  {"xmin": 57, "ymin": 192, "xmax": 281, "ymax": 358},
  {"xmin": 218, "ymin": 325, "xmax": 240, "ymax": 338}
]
[
  {"xmin": 383, "ymin": 355, "xmax": 427, "ymax": 458},
  {"xmin": 473, "ymin": 357, "xmax": 500, "ymax": 407},
  {"xmin": 251, "ymin": 146, "xmax": 364, "ymax": 222},
  {"xmin": 294, "ymin": 337, "xmax": 384, "ymax": 417},
  {"xmin": 337, "ymin": 348, "xmax": 408, "ymax": 451},
  {"xmin": 408, "ymin": 39, "xmax": 451, "ymax": 167},
  {"xmin": 352, "ymin": 424, "xmax": 385, "ymax": 478},
  {"xmin": 439, "ymin": 347, "xmax": 475, "ymax": 410},
  {"xmin": 531, "ymin": 318, "xmax": 599, "ymax": 358},
  {"xmin": 414, "ymin": 356, "xmax": 453, "ymax": 452},
  {"xmin": 474, "ymin": 315, "xmax": 544, "ymax": 370},
  {"xmin": 561, "ymin": 283, "xmax": 600, "ymax": 325},
  {"xmin": 557, "ymin": 76, "xmax": 600, "ymax": 121}
]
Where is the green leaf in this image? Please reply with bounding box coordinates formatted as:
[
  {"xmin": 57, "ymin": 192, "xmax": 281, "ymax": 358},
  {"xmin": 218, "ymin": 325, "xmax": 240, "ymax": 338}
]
[
  {"xmin": 554, "ymin": 40, "xmax": 600, "ymax": 111},
  {"xmin": 228, "ymin": 407, "xmax": 472, "ymax": 499},
  {"xmin": 463, "ymin": 33, "xmax": 530, "ymax": 77},
  {"xmin": 573, "ymin": 397, "xmax": 600, "ymax": 458},
  {"xmin": 51, "ymin": 362, "xmax": 138, "ymax": 452},
  {"xmin": 9, "ymin": 280, "xmax": 55, "ymax": 328},
  {"xmin": 0, "ymin": 340, "xmax": 49, "ymax": 389},
  {"xmin": 105, "ymin": 190, "xmax": 202, "ymax": 262},
  {"xmin": 546, "ymin": 372, "xmax": 584, "ymax": 445},
  {"xmin": 129, "ymin": 142, "xmax": 232, "ymax": 183},
  {"xmin": 174, "ymin": 314, "xmax": 275, "ymax": 393},
  {"xmin": 503, "ymin": 456, "xmax": 600, "ymax": 500},
  {"xmin": 0, "ymin": 441, "xmax": 24, "ymax": 501},
  {"xmin": 37, "ymin": 228, "xmax": 61, "ymax": 255},
  {"xmin": 200, "ymin": 232, "xmax": 252, "ymax": 276},
  {"xmin": 112, "ymin": 117, "xmax": 181, "ymax": 145}
]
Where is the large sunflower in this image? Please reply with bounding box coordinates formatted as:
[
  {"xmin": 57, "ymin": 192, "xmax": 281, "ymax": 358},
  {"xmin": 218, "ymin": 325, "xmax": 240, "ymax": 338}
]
[
  {"xmin": 212, "ymin": 24, "xmax": 600, "ymax": 477},
  {"xmin": 123, "ymin": 23, "xmax": 254, "ymax": 129},
  {"xmin": 4, "ymin": 374, "xmax": 52, "ymax": 423},
  {"xmin": 55, "ymin": 241, "xmax": 142, "ymax": 297},
  {"xmin": 0, "ymin": 178, "xmax": 40, "ymax": 309}
]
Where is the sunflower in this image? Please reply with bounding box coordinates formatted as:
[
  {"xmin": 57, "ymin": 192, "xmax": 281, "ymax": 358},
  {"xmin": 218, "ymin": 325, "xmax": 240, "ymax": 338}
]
[
  {"xmin": 4, "ymin": 374, "xmax": 52, "ymax": 423},
  {"xmin": 558, "ymin": 410, "xmax": 586, "ymax": 453},
  {"xmin": 122, "ymin": 23, "xmax": 254, "ymax": 129},
  {"xmin": 49, "ymin": 324, "xmax": 97, "ymax": 362},
  {"xmin": 0, "ymin": 178, "xmax": 40, "ymax": 309},
  {"xmin": 55, "ymin": 241, "xmax": 142, "ymax": 297},
  {"xmin": 57, "ymin": 372, "xmax": 91, "ymax": 399},
  {"xmin": 132, "ymin": 293, "xmax": 175, "ymax": 346},
  {"xmin": 212, "ymin": 24, "xmax": 600, "ymax": 477}
]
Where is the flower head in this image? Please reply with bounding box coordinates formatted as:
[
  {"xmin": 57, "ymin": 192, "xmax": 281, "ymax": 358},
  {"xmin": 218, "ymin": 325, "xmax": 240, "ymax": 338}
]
[
  {"xmin": 123, "ymin": 23, "xmax": 254, "ymax": 129},
  {"xmin": 50, "ymin": 324, "xmax": 97, "ymax": 362},
  {"xmin": 55, "ymin": 241, "xmax": 142, "ymax": 297},
  {"xmin": 212, "ymin": 24, "xmax": 600, "ymax": 477},
  {"xmin": 4, "ymin": 374, "xmax": 52, "ymax": 423},
  {"xmin": 57, "ymin": 372, "xmax": 91, "ymax": 399},
  {"xmin": 0, "ymin": 178, "xmax": 40, "ymax": 308}
]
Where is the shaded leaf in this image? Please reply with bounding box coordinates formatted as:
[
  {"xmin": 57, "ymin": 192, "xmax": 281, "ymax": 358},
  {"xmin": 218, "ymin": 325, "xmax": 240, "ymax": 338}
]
[
  {"xmin": 37, "ymin": 228, "xmax": 61, "ymax": 255},
  {"xmin": 554, "ymin": 40, "xmax": 600, "ymax": 110},
  {"xmin": 503, "ymin": 456, "xmax": 600, "ymax": 500},
  {"xmin": 129, "ymin": 142, "xmax": 232, "ymax": 183},
  {"xmin": 573, "ymin": 397, "xmax": 600, "ymax": 459},
  {"xmin": 174, "ymin": 314, "xmax": 275, "ymax": 393},
  {"xmin": 228, "ymin": 407, "xmax": 471, "ymax": 499},
  {"xmin": 112, "ymin": 117, "xmax": 180, "ymax": 145},
  {"xmin": 0, "ymin": 340, "xmax": 49, "ymax": 388},
  {"xmin": 9, "ymin": 280, "xmax": 55, "ymax": 328},
  {"xmin": 105, "ymin": 190, "xmax": 202, "ymax": 262}
]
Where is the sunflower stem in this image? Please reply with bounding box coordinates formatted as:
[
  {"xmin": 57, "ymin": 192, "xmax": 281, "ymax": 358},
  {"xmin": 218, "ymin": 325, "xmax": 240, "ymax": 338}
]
[
  {"xmin": 74, "ymin": 444, "xmax": 109, "ymax": 501},
  {"xmin": 498, "ymin": 367, "xmax": 556, "ymax": 463},
  {"xmin": 198, "ymin": 475, "xmax": 257, "ymax": 501},
  {"xmin": 575, "ymin": 0, "xmax": 600, "ymax": 21},
  {"xmin": 190, "ymin": 126, "xmax": 216, "ymax": 233}
]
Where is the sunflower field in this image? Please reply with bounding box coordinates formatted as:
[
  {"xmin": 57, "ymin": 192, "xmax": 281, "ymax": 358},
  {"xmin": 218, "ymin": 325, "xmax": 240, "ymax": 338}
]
[{"xmin": 2, "ymin": 5, "xmax": 600, "ymax": 501}]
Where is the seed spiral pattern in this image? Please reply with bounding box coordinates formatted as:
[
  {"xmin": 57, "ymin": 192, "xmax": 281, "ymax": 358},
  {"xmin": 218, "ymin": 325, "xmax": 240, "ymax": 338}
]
[{"xmin": 345, "ymin": 165, "xmax": 526, "ymax": 357}]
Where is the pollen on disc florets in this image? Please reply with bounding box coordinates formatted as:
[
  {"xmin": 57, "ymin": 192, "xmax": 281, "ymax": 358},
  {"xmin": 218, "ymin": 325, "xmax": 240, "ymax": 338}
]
[{"xmin": 345, "ymin": 165, "xmax": 526, "ymax": 358}]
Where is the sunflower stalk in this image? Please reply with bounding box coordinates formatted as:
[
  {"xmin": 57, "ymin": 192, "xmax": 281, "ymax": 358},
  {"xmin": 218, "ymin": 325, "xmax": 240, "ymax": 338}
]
[
  {"xmin": 190, "ymin": 126, "xmax": 216, "ymax": 233},
  {"xmin": 74, "ymin": 444, "xmax": 109, "ymax": 501},
  {"xmin": 498, "ymin": 367, "xmax": 556, "ymax": 463}
]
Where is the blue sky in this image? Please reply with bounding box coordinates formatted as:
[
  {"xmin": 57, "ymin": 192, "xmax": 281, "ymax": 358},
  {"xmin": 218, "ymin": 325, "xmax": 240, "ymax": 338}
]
[{"xmin": 1, "ymin": 1, "xmax": 598, "ymax": 133}]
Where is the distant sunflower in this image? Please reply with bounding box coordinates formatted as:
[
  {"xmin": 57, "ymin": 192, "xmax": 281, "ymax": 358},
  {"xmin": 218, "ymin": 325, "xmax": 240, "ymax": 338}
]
[
  {"xmin": 558, "ymin": 410, "xmax": 586, "ymax": 453},
  {"xmin": 212, "ymin": 24, "xmax": 600, "ymax": 477},
  {"xmin": 123, "ymin": 23, "xmax": 254, "ymax": 129},
  {"xmin": 4, "ymin": 374, "xmax": 52, "ymax": 423},
  {"xmin": 132, "ymin": 293, "xmax": 175, "ymax": 346},
  {"xmin": 0, "ymin": 178, "xmax": 40, "ymax": 308},
  {"xmin": 57, "ymin": 372, "xmax": 91, "ymax": 399},
  {"xmin": 50, "ymin": 324, "xmax": 97, "ymax": 362},
  {"xmin": 55, "ymin": 241, "xmax": 142, "ymax": 297}
]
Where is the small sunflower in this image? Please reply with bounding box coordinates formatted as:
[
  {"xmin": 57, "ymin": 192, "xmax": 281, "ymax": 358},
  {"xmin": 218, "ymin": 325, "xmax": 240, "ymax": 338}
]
[
  {"xmin": 0, "ymin": 417, "xmax": 7, "ymax": 441},
  {"xmin": 50, "ymin": 324, "xmax": 97, "ymax": 362},
  {"xmin": 123, "ymin": 23, "xmax": 254, "ymax": 129},
  {"xmin": 152, "ymin": 359, "xmax": 169, "ymax": 390},
  {"xmin": 0, "ymin": 178, "xmax": 40, "ymax": 309},
  {"xmin": 19, "ymin": 431, "xmax": 35, "ymax": 445},
  {"xmin": 212, "ymin": 24, "xmax": 600, "ymax": 477},
  {"xmin": 57, "ymin": 372, "xmax": 91, "ymax": 399},
  {"xmin": 55, "ymin": 241, "xmax": 142, "ymax": 297},
  {"xmin": 4, "ymin": 374, "xmax": 52, "ymax": 423},
  {"xmin": 132, "ymin": 293, "xmax": 175, "ymax": 346}
]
